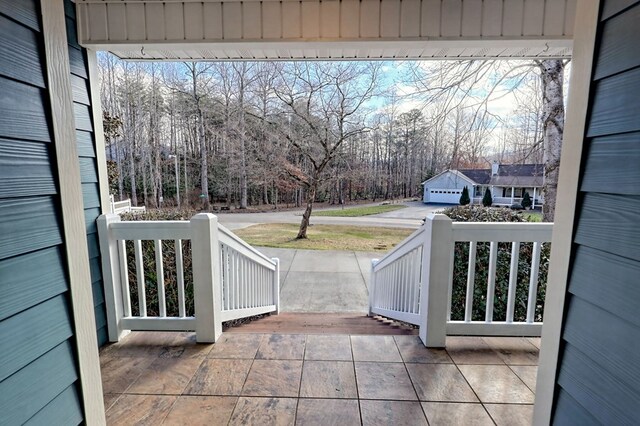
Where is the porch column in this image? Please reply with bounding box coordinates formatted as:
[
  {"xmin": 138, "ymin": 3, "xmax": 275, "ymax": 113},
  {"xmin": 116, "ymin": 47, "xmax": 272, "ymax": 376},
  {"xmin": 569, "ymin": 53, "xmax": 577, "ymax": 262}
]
[
  {"xmin": 41, "ymin": 0, "xmax": 105, "ymax": 423},
  {"xmin": 511, "ymin": 187, "xmax": 515, "ymax": 204},
  {"xmin": 532, "ymin": 187, "xmax": 537, "ymax": 209}
]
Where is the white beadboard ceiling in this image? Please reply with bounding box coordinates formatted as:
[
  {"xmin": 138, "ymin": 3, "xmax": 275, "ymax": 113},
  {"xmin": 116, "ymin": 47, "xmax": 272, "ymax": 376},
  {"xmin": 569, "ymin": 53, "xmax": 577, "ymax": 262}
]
[{"xmin": 76, "ymin": 0, "xmax": 575, "ymax": 60}]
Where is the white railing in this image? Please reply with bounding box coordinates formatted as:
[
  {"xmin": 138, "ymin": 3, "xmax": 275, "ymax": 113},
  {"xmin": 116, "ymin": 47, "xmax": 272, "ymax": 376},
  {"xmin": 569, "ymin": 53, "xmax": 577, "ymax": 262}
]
[
  {"xmin": 370, "ymin": 213, "xmax": 553, "ymax": 347},
  {"xmin": 472, "ymin": 196, "xmax": 544, "ymax": 206},
  {"xmin": 218, "ymin": 224, "xmax": 280, "ymax": 322},
  {"xmin": 109, "ymin": 194, "xmax": 146, "ymax": 214},
  {"xmin": 97, "ymin": 213, "xmax": 279, "ymax": 343}
]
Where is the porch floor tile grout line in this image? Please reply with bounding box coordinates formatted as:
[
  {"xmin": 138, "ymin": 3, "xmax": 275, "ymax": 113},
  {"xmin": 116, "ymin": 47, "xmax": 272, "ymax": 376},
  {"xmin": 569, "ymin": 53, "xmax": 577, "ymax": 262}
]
[
  {"xmin": 450, "ymin": 354, "xmax": 498, "ymax": 426},
  {"xmin": 226, "ymin": 334, "xmax": 263, "ymax": 424}
]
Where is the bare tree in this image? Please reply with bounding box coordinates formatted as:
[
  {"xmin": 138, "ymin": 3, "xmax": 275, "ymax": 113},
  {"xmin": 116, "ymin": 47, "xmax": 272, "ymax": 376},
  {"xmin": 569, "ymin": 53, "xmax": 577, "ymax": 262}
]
[{"xmin": 268, "ymin": 62, "xmax": 380, "ymax": 238}]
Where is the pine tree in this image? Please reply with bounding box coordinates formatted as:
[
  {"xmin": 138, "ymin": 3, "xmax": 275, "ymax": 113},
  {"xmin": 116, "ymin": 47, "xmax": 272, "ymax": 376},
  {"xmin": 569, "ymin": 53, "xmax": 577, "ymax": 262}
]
[
  {"xmin": 482, "ymin": 188, "xmax": 493, "ymax": 207},
  {"xmin": 459, "ymin": 186, "xmax": 470, "ymax": 205},
  {"xmin": 521, "ymin": 191, "xmax": 532, "ymax": 209}
]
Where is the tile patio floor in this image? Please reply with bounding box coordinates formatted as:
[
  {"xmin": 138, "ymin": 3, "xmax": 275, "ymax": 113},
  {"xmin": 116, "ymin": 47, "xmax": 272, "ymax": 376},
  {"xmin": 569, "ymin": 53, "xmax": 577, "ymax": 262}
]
[{"xmin": 100, "ymin": 331, "xmax": 540, "ymax": 425}]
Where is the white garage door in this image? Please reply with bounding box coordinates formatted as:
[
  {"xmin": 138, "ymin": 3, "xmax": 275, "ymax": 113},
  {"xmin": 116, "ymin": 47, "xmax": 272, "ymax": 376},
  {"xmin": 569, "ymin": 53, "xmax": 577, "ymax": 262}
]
[{"xmin": 428, "ymin": 188, "xmax": 462, "ymax": 204}]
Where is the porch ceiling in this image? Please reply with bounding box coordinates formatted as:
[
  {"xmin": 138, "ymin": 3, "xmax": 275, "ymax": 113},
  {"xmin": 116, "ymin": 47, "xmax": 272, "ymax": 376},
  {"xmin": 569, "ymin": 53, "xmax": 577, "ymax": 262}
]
[{"xmin": 76, "ymin": 0, "xmax": 575, "ymax": 60}]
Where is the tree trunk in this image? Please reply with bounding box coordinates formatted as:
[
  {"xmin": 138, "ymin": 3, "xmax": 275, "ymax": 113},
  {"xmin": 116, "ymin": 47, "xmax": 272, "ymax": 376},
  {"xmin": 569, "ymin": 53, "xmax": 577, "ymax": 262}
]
[
  {"xmin": 539, "ymin": 60, "xmax": 565, "ymax": 222},
  {"xmin": 297, "ymin": 185, "xmax": 316, "ymax": 239}
]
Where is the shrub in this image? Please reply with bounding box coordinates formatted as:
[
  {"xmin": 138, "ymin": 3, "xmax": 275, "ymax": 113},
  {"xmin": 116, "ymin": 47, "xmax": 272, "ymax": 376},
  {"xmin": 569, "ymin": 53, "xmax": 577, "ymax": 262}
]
[
  {"xmin": 459, "ymin": 186, "xmax": 470, "ymax": 205},
  {"xmin": 482, "ymin": 188, "xmax": 493, "ymax": 207},
  {"xmin": 441, "ymin": 206, "xmax": 550, "ymax": 323},
  {"xmin": 521, "ymin": 191, "xmax": 532, "ymax": 209},
  {"xmin": 120, "ymin": 209, "xmax": 198, "ymax": 317}
]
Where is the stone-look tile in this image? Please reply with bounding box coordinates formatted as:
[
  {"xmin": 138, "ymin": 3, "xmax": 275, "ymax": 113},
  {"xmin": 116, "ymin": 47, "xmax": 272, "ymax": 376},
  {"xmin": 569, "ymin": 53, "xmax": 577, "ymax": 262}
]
[
  {"xmin": 106, "ymin": 394, "xmax": 176, "ymax": 426},
  {"xmin": 422, "ymin": 402, "xmax": 494, "ymax": 426},
  {"xmin": 394, "ymin": 335, "xmax": 452, "ymax": 364},
  {"xmin": 351, "ymin": 335, "xmax": 403, "ymax": 362},
  {"xmin": 485, "ymin": 403, "xmax": 534, "ymax": 426},
  {"xmin": 256, "ymin": 334, "xmax": 306, "ymax": 360},
  {"xmin": 242, "ymin": 360, "xmax": 303, "ymax": 397},
  {"xmin": 300, "ymin": 361, "xmax": 357, "ymax": 398},
  {"xmin": 458, "ymin": 365, "xmax": 535, "ymax": 404},
  {"xmin": 406, "ymin": 364, "xmax": 478, "ymax": 402},
  {"xmin": 162, "ymin": 396, "xmax": 237, "ymax": 426},
  {"xmin": 103, "ymin": 393, "xmax": 120, "ymax": 412},
  {"xmin": 296, "ymin": 399, "xmax": 360, "ymax": 426},
  {"xmin": 208, "ymin": 333, "xmax": 263, "ymax": 359},
  {"xmin": 159, "ymin": 332, "xmax": 214, "ymax": 359},
  {"xmin": 101, "ymin": 332, "xmax": 177, "ymax": 358},
  {"xmin": 355, "ymin": 362, "xmax": 417, "ymax": 400},
  {"xmin": 127, "ymin": 357, "xmax": 202, "ymax": 395},
  {"xmin": 510, "ymin": 365, "xmax": 538, "ymax": 392},
  {"xmin": 360, "ymin": 400, "xmax": 428, "ymax": 426},
  {"xmin": 304, "ymin": 335, "xmax": 352, "ymax": 361},
  {"xmin": 483, "ymin": 337, "xmax": 539, "ymax": 365},
  {"xmin": 528, "ymin": 337, "xmax": 541, "ymax": 349},
  {"xmin": 445, "ymin": 337, "xmax": 504, "ymax": 365},
  {"xmin": 100, "ymin": 356, "xmax": 153, "ymax": 393},
  {"xmin": 185, "ymin": 359, "xmax": 253, "ymax": 395},
  {"xmin": 228, "ymin": 397, "xmax": 297, "ymax": 426}
]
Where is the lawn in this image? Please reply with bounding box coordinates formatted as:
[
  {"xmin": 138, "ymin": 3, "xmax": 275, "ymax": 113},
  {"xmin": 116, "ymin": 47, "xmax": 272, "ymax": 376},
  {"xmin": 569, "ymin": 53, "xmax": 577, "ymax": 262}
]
[
  {"xmin": 234, "ymin": 223, "xmax": 413, "ymax": 251},
  {"xmin": 523, "ymin": 211, "xmax": 543, "ymax": 222},
  {"xmin": 312, "ymin": 204, "xmax": 406, "ymax": 217}
]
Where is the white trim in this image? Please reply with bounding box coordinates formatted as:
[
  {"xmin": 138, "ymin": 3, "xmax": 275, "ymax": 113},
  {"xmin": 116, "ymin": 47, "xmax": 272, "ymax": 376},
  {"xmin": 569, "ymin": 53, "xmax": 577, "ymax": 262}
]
[
  {"xmin": 446, "ymin": 321, "xmax": 542, "ymax": 336},
  {"xmin": 533, "ymin": 0, "xmax": 601, "ymax": 424},
  {"xmin": 41, "ymin": 1, "xmax": 106, "ymax": 424},
  {"xmin": 421, "ymin": 169, "xmax": 477, "ymax": 187},
  {"xmin": 86, "ymin": 50, "xmax": 111, "ymax": 213}
]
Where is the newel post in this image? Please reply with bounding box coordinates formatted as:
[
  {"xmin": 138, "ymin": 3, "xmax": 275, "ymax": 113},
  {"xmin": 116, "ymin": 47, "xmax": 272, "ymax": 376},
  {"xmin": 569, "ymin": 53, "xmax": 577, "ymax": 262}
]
[
  {"xmin": 369, "ymin": 259, "xmax": 379, "ymax": 316},
  {"xmin": 419, "ymin": 213, "xmax": 453, "ymax": 348},
  {"xmin": 272, "ymin": 257, "xmax": 281, "ymax": 315},
  {"xmin": 97, "ymin": 214, "xmax": 127, "ymax": 342},
  {"xmin": 191, "ymin": 213, "xmax": 223, "ymax": 343}
]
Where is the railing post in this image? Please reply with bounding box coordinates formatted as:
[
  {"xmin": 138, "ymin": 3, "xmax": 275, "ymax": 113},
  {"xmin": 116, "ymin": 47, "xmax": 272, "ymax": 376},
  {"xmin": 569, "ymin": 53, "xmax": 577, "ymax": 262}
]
[
  {"xmin": 272, "ymin": 257, "xmax": 280, "ymax": 315},
  {"xmin": 419, "ymin": 213, "xmax": 453, "ymax": 348},
  {"xmin": 97, "ymin": 214, "xmax": 127, "ymax": 342},
  {"xmin": 191, "ymin": 213, "xmax": 222, "ymax": 343},
  {"xmin": 369, "ymin": 259, "xmax": 379, "ymax": 316}
]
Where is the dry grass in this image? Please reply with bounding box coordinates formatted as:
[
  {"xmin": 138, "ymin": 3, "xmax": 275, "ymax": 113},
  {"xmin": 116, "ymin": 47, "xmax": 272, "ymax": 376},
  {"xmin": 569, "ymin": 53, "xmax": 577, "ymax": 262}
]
[{"xmin": 234, "ymin": 223, "xmax": 414, "ymax": 252}]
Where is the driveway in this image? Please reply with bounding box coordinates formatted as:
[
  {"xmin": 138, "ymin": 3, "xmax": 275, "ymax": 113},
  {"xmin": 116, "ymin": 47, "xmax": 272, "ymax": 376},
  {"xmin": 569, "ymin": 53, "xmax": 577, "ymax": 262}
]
[{"xmin": 217, "ymin": 201, "xmax": 445, "ymax": 230}]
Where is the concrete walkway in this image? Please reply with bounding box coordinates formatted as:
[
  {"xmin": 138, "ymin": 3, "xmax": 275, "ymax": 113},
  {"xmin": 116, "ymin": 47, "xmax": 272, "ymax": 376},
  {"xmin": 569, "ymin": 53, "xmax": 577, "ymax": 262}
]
[{"xmin": 257, "ymin": 247, "xmax": 381, "ymax": 313}]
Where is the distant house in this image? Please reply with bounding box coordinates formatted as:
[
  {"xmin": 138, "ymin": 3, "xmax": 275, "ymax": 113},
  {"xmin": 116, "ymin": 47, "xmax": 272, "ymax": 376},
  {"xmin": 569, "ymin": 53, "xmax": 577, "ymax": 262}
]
[{"xmin": 422, "ymin": 162, "xmax": 544, "ymax": 207}]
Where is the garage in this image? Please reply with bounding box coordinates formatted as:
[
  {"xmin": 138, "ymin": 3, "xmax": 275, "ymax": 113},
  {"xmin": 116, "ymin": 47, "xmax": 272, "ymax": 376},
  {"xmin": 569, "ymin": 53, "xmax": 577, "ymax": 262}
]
[{"xmin": 427, "ymin": 188, "xmax": 462, "ymax": 204}]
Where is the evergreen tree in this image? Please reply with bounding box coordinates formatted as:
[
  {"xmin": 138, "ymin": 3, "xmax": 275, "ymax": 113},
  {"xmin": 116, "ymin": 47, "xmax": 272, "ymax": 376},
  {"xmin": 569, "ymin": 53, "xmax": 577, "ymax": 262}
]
[
  {"xmin": 521, "ymin": 191, "xmax": 532, "ymax": 209},
  {"xmin": 482, "ymin": 188, "xmax": 493, "ymax": 207},
  {"xmin": 459, "ymin": 186, "xmax": 470, "ymax": 205}
]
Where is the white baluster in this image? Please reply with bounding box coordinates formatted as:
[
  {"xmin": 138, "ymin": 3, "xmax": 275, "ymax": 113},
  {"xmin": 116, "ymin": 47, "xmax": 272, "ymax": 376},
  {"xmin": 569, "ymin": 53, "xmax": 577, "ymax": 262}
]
[
  {"xmin": 465, "ymin": 241, "xmax": 477, "ymax": 322},
  {"xmin": 485, "ymin": 241, "xmax": 498, "ymax": 323},
  {"xmin": 155, "ymin": 240, "xmax": 166, "ymax": 317},
  {"xmin": 175, "ymin": 239, "xmax": 186, "ymax": 317},
  {"xmin": 526, "ymin": 242, "xmax": 542, "ymax": 323},
  {"xmin": 506, "ymin": 241, "xmax": 521, "ymax": 322}
]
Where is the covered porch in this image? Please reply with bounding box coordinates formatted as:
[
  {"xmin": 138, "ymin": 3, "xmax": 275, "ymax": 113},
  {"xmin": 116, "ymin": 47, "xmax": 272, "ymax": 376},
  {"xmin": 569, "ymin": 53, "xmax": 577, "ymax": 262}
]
[{"xmin": 101, "ymin": 329, "xmax": 539, "ymax": 425}]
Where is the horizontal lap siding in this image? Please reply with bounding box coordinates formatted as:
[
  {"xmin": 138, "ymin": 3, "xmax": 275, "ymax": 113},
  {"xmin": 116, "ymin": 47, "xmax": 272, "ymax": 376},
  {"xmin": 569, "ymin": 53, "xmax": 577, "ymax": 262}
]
[
  {"xmin": 553, "ymin": 0, "xmax": 640, "ymax": 423},
  {"xmin": 65, "ymin": 0, "xmax": 108, "ymax": 347},
  {"xmin": 0, "ymin": 1, "xmax": 82, "ymax": 424}
]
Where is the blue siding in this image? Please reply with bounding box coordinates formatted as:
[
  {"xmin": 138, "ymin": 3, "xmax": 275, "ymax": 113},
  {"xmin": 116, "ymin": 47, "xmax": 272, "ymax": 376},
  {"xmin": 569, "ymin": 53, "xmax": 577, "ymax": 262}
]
[
  {"xmin": 553, "ymin": 0, "xmax": 640, "ymax": 423},
  {"xmin": 0, "ymin": 1, "xmax": 83, "ymax": 424}
]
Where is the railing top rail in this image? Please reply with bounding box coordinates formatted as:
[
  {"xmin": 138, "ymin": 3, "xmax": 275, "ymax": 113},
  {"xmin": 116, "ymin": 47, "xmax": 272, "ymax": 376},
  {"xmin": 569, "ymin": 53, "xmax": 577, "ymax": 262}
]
[
  {"xmin": 109, "ymin": 220, "xmax": 192, "ymax": 240},
  {"xmin": 218, "ymin": 223, "xmax": 276, "ymax": 267},
  {"xmin": 451, "ymin": 221, "xmax": 553, "ymax": 243},
  {"xmin": 372, "ymin": 226, "xmax": 425, "ymax": 271}
]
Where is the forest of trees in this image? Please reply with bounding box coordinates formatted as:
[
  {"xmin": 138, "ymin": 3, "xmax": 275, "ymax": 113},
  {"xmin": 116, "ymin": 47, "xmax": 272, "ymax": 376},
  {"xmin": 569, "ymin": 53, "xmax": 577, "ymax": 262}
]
[{"xmin": 100, "ymin": 57, "xmax": 565, "ymax": 223}]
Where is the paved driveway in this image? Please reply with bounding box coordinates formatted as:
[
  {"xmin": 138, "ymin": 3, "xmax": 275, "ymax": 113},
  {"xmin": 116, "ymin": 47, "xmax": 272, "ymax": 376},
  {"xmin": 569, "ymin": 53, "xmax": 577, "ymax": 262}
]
[{"xmin": 217, "ymin": 201, "xmax": 446, "ymax": 230}]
